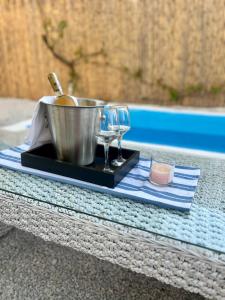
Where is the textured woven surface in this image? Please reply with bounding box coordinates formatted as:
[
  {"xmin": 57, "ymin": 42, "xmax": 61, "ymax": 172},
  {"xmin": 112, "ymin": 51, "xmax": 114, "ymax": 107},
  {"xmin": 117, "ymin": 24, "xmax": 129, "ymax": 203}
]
[
  {"xmin": 0, "ymin": 142, "xmax": 225, "ymax": 299},
  {"xmin": 0, "ymin": 191, "xmax": 224, "ymax": 299},
  {"xmin": 0, "ymin": 142, "xmax": 225, "ymax": 253}
]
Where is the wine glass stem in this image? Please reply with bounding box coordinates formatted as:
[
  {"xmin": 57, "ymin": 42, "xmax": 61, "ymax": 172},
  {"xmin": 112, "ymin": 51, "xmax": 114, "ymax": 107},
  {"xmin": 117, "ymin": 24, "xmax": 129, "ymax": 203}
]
[
  {"xmin": 104, "ymin": 142, "xmax": 111, "ymax": 171},
  {"xmin": 117, "ymin": 135, "xmax": 123, "ymax": 161}
]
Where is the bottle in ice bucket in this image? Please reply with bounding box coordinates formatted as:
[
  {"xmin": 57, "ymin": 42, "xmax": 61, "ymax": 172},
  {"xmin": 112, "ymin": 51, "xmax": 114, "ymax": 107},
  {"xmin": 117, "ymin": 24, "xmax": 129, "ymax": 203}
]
[{"xmin": 48, "ymin": 72, "xmax": 78, "ymax": 106}]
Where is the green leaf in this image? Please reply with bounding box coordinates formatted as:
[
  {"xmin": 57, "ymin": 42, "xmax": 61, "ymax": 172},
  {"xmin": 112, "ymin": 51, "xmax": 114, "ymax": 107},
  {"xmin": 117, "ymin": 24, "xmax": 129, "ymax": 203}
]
[
  {"xmin": 74, "ymin": 46, "xmax": 84, "ymax": 58},
  {"xmin": 186, "ymin": 84, "xmax": 204, "ymax": 94},
  {"xmin": 58, "ymin": 20, "xmax": 68, "ymax": 32},
  {"xmin": 169, "ymin": 88, "xmax": 180, "ymax": 102},
  {"xmin": 57, "ymin": 20, "xmax": 68, "ymax": 38},
  {"xmin": 210, "ymin": 86, "xmax": 223, "ymax": 95}
]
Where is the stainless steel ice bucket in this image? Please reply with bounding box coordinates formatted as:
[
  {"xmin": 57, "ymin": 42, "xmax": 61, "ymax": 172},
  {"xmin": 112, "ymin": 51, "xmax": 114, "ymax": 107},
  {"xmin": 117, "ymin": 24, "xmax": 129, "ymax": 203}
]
[{"xmin": 45, "ymin": 98, "xmax": 104, "ymax": 165}]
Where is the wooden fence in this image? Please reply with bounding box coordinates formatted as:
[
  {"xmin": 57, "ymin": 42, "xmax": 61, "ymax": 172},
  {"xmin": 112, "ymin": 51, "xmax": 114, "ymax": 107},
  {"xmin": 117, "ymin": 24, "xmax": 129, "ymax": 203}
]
[{"xmin": 0, "ymin": 0, "xmax": 224, "ymax": 106}]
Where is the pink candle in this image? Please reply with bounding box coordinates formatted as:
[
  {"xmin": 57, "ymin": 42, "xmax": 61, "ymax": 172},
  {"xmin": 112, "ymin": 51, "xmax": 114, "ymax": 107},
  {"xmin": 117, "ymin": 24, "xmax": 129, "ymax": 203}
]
[{"xmin": 150, "ymin": 162, "xmax": 174, "ymax": 185}]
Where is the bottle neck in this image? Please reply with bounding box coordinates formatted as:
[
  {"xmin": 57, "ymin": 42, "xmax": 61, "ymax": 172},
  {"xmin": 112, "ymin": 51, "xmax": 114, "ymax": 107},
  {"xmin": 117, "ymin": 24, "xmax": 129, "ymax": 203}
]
[{"xmin": 48, "ymin": 73, "xmax": 63, "ymax": 96}]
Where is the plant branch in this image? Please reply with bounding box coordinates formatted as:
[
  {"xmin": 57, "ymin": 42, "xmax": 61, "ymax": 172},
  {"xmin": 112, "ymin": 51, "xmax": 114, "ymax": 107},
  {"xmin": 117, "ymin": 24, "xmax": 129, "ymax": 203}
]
[
  {"xmin": 89, "ymin": 61, "xmax": 154, "ymax": 87},
  {"xmin": 42, "ymin": 35, "xmax": 73, "ymax": 68}
]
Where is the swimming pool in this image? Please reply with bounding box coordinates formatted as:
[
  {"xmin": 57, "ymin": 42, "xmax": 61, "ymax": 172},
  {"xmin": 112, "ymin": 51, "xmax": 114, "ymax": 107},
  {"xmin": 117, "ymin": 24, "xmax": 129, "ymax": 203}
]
[{"xmin": 124, "ymin": 108, "xmax": 225, "ymax": 153}]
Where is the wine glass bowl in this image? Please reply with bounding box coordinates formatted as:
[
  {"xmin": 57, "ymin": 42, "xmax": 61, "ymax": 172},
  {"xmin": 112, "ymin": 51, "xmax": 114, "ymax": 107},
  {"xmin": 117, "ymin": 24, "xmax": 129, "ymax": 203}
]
[
  {"xmin": 111, "ymin": 105, "xmax": 131, "ymax": 167},
  {"xmin": 96, "ymin": 106, "xmax": 118, "ymax": 173}
]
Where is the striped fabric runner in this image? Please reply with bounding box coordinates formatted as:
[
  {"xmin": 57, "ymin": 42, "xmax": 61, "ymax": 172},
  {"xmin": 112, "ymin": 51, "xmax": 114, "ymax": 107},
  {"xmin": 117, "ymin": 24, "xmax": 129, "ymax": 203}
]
[{"xmin": 0, "ymin": 145, "xmax": 200, "ymax": 211}]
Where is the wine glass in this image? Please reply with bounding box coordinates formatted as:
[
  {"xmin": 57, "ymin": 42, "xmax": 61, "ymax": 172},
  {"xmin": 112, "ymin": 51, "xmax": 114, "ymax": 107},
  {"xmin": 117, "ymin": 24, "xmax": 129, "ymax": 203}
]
[
  {"xmin": 96, "ymin": 106, "xmax": 118, "ymax": 173},
  {"xmin": 112, "ymin": 105, "xmax": 130, "ymax": 167}
]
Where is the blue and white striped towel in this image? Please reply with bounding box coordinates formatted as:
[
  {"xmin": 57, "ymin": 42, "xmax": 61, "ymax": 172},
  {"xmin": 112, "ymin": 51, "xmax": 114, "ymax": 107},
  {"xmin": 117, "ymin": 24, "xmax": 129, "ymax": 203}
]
[{"xmin": 0, "ymin": 144, "xmax": 200, "ymax": 211}]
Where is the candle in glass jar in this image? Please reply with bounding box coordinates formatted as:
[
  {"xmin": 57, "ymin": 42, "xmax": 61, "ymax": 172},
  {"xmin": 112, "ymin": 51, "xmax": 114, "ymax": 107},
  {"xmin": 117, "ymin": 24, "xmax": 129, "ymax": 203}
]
[{"xmin": 150, "ymin": 162, "xmax": 174, "ymax": 186}]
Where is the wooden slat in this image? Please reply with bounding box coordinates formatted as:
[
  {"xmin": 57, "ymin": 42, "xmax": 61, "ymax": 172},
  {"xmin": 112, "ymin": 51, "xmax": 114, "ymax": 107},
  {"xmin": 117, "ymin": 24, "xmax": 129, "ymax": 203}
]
[{"xmin": 0, "ymin": 0, "xmax": 224, "ymax": 105}]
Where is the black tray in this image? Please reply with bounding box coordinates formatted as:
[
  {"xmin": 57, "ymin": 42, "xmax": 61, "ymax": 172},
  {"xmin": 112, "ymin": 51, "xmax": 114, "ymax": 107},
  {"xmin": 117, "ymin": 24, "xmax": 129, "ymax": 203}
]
[{"xmin": 21, "ymin": 143, "xmax": 140, "ymax": 188}]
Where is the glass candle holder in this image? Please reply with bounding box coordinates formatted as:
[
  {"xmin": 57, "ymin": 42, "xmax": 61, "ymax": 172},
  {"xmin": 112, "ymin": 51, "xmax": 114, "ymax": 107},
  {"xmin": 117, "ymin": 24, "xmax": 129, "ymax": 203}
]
[{"xmin": 149, "ymin": 158, "xmax": 174, "ymax": 186}]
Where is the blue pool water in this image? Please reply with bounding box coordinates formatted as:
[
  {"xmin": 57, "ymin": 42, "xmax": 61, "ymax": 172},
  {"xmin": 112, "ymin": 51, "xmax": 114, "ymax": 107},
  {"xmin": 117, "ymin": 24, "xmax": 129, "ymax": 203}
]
[{"xmin": 124, "ymin": 108, "xmax": 225, "ymax": 153}]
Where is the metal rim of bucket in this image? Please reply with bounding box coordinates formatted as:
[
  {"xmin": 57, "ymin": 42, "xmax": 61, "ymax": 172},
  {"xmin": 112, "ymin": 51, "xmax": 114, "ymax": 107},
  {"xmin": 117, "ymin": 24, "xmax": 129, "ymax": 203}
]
[{"xmin": 46, "ymin": 97, "xmax": 105, "ymax": 109}]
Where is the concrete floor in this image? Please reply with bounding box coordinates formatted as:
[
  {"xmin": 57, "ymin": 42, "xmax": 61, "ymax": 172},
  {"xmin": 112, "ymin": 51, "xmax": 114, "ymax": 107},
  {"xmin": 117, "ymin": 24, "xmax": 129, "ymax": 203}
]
[
  {"xmin": 0, "ymin": 98, "xmax": 35, "ymax": 127},
  {"xmin": 0, "ymin": 98, "xmax": 204, "ymax": 299},
  {"xmin": 0, "ymin": 227, "xmax": 204, "ymax": 300},
  {"xmin": 0, "ymin": 98, "xmax": 35, "ymax": 148}
]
